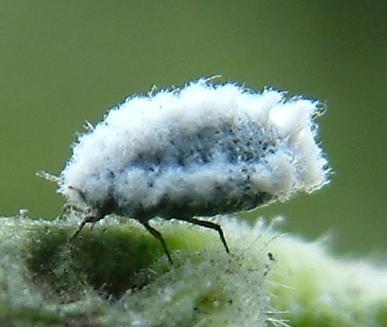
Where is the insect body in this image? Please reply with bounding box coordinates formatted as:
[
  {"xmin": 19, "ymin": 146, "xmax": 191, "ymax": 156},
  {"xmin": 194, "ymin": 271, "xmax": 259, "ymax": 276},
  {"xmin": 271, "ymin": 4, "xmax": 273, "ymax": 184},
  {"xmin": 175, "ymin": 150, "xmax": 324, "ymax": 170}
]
[{"xmin": 43, "ymin": 79, "xmax": 329, "ymax": 263}]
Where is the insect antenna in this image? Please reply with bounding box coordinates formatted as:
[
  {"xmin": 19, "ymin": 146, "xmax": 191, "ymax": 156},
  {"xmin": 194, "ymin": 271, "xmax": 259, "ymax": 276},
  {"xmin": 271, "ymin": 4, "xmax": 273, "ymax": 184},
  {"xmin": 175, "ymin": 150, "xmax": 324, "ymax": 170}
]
[{"xmin": 36, "ymin": 171, "xmax": 61, "ymax": 184}]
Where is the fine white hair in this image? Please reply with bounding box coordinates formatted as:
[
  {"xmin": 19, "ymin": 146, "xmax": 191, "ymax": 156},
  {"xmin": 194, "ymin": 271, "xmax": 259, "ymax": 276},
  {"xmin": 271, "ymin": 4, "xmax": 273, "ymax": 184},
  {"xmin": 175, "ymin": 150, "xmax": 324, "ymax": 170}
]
[{"xmin": 59, "ymin": 79, "xmax": 329, "ymax": 221}]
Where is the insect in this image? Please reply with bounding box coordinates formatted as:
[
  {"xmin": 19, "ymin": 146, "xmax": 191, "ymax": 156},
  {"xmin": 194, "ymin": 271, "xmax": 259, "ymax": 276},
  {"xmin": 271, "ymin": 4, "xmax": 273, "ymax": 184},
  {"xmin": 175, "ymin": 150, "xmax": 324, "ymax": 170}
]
[{"xmin": 39, "ymin": 78, "xmax": 329, "ymax": 263}]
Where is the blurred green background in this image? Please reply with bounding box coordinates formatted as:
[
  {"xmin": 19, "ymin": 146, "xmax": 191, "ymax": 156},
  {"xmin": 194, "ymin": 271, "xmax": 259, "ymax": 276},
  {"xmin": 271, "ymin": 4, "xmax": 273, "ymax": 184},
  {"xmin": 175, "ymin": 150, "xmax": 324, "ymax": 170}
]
[{"xmin": 1, "ymin": 1, "xmax": 386, "ymax": 257}]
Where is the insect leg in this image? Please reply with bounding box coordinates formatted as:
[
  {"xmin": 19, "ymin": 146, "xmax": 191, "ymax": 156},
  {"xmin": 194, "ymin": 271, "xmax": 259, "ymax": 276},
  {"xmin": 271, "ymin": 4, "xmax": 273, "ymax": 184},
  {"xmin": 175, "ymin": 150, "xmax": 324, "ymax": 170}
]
[
  {"xmin": 69, "ymin": 214, "xmax": 99, "ymax": 242},
  {"xmin": 142, "ymin": 222, "xmax": 173, "ymax": 264},
  {"xmin": 58, "ymin": 203, "xmax": 87, "ymax": 220},
  {"xmin": 68, "ymin": 185, "xmax": 88, "ymax": 203},
  {"xmin": 181, "ymin": 217, "xmax": 230, "ymax": 253}
]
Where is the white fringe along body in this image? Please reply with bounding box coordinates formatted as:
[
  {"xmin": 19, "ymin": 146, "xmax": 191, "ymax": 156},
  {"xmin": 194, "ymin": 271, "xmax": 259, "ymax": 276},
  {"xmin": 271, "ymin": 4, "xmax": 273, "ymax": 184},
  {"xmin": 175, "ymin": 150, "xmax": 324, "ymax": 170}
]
[{"xmin": 59, "ymin": 79, "xmax": 329, "ymax": 221}]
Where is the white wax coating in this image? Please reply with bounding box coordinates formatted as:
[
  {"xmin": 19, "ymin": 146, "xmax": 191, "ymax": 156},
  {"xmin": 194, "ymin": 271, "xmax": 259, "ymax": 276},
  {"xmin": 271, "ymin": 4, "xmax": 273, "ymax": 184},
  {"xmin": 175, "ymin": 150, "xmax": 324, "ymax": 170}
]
[{"xmin": 59, "ymin": 79, "xmax": 329, "ymax": 221}]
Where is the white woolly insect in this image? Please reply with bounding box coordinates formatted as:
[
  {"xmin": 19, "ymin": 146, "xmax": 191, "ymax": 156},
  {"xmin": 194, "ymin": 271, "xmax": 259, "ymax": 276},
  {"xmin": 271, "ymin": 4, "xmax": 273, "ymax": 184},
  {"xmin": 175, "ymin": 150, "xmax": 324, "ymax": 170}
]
[{"xmin": 40, "ymin": 78, "xmax": 329, "ymax": 263}]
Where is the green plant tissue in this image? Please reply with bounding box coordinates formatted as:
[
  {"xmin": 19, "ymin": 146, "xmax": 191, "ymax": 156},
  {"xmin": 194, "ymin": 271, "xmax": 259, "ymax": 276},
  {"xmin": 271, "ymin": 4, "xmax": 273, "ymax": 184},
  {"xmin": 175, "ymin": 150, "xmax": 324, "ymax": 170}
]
[{"xmin": 0, "ymin": 215, "xmax": 386, "ymax": 327}]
